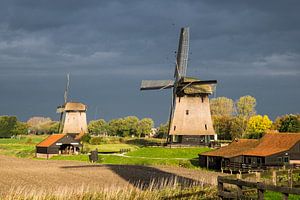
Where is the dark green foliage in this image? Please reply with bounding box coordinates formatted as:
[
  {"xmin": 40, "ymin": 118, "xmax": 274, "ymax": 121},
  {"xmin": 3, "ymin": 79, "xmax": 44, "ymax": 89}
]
[
  {"xmin": 81, "ymin": 133, "xmax": 91, "ymax": 143},
  {"xmin": 88, "ymin": 119, "xmax": 108, "ymax": 135},
  {"xmin": 156, "ymin": 123, "xmax": 169, "ymax": 138},
  {"xmin": 90, "ymin": 136, "xmax": 122, "ymax": 145},
  {"xmin": 106, "ymin": 116, "xmax": 154, "ymax": 137},
  {"xmin": 212, "ymin": 116, "xmax": 246, "ymax": 140},
  {"xmin": 125, "ymin": 138, "xmax": 166, "ymax": 147},
  {"xmin": 12, "ymin": 121, "xmax": 28, "ymax": 135},
  {"xmin": 273, "ymin": 114, "xmax": 300, "ymax": 133},
  {"xmin": 0, "ymin": 116, "xmax": 17, "ymax": 138}
]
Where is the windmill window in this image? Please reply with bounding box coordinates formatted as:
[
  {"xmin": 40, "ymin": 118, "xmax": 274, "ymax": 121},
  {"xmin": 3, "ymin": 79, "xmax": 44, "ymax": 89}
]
[
  {"xmin": 205, "ymin": 124, "xmax": 207, "ymax": 130},
  {"xmin": 179, "ymin": 97, "xmax": 181, "ymax": 103},
  {"xmin": 174, "ymin": 126, "xmax": 176, "ymax": 131},
  {"xmin": 201, "ymin": 97, "xmax": 204, "ymax": 103},
  {"xmin": 186, "ymin": 110, "xmax": 189, "ymax": 115}
]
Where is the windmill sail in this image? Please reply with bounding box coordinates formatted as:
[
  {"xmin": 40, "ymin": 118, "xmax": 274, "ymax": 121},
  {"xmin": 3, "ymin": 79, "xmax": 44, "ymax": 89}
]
[
  {"xmin": 140, "ymin": 80, "xmax": 174, "ymax": 90},
  {"xmin": 174, "ymin": 27, "xmax": 189, "ymax": 80}
]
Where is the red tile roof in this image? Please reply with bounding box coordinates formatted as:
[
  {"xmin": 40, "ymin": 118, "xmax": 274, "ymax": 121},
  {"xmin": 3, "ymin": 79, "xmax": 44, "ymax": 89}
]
[
  {"xmin": 36, "ymin": 134, "xmax": 65, "ymax": 147},
  {"xmin": 243, "ymin": 133, "xmax": 300, "ymax": 156},
  {"xmin": 201, "ymin": 139, "xmax": 259, "ymax": 158},
  {"xmin": 201, "ymin": 133, "xmax": 300, "ymax": 158}
]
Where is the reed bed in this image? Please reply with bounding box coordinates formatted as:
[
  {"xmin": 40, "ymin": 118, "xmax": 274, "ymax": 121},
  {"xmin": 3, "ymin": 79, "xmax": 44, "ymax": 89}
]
[{"xmin": 1, "ymin": 177, "xmax": 217, "ymax": 200}]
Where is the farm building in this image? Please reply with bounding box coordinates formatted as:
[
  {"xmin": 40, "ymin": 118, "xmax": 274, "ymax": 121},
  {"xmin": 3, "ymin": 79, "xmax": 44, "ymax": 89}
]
[
  {"xmin": 36, "ymin": 134, "xmax": 82, "ymax": 159},
  {"xmin": 199, "ymin": 133, "xmax": 300, "ymax": 172}
]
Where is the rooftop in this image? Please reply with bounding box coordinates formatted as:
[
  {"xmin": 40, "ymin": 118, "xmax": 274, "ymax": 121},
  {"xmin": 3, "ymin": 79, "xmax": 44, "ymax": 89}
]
[
  {"xmin": 200, "ymin": 132, "xmax": 300, "ymax": 158},
  {"xmin": 36, "ymin": 134, "xmax": 65, "ymax": 147}
]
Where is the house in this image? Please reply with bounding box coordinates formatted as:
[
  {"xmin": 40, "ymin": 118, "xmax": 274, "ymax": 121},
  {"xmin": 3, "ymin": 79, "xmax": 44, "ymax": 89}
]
[
  {"xmin": 199, "ymin": 133, "xmax": 300, "ymax": 171},
  {"xmin": 36, "ymin": 134, "xmax": 82, "ymax": 159}
]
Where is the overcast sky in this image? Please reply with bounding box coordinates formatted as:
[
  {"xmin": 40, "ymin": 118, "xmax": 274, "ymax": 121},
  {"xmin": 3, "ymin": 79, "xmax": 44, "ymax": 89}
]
[{"xmin": 0, "ymin": 0, "xmax": 299, "ymax": 125}]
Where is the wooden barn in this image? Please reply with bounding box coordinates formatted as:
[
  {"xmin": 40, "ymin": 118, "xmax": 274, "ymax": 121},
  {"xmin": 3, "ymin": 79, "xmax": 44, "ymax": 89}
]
[
  {"xmin": 199, "ymin": 133, "xmax": 300, "ymax": 172},
  {"xmin": 36, "ymin": 134, "xmax": 82, "ymax": 159}
]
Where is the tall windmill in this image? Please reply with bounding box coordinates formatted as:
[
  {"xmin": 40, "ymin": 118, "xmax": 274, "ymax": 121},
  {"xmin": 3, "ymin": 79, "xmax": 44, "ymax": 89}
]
[
  {"xmin": 56, "ymin": 74, "xmax": 88, "ymax": 139},
  {"xmin": 140, "ymin": 27, "xmax": 217, "ymax": 145}
]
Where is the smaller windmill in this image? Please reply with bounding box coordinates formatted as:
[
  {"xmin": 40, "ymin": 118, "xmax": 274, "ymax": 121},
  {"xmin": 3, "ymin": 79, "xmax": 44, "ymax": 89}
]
[
  {"xmin": 56, "ymin": 74, "xmax": 88, "ymax": 139},
  {"xmin": 141, "ymin": 27, "xmax": 217, "ymax": 145}
]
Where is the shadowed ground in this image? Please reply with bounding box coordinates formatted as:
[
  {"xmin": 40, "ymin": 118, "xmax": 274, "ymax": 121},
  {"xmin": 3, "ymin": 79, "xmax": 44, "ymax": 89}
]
[{"xmin": 0, "ymin": 155, "xmax": 221, "ymax": 194}]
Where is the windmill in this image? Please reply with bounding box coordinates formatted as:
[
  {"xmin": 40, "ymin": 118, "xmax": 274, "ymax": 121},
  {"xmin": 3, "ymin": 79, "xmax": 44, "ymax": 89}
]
[
  {"xmin": 140, "ymin": 27, "xmax": 217, "ymax": 145},
  {"xmin": 56, "ymin": 74, "xmax": 88, "ymax": 139}
]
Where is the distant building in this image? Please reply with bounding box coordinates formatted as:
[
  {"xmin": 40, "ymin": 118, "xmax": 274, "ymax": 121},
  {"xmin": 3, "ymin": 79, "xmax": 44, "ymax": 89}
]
[
  {"xmin": 36, "ymin": 134, "xmax": 82, "ymax": 159},
  {"xmin": 62, "ymin": 102, "xmax": 88, "ymax": 137},
  {"xmin": 199, "ymin": 133, "xmax": 300, "ymax": 171}
]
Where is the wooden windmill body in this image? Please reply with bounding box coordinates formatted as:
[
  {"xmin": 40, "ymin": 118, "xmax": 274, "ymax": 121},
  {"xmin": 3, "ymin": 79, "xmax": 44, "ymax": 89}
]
[
  {"xmin": 57, "ymin": 74, "xmax": 88, "ymax": 139},
  {"xmin": 141, "ymin": 27, "xmax": 217, "ymax": 145}
]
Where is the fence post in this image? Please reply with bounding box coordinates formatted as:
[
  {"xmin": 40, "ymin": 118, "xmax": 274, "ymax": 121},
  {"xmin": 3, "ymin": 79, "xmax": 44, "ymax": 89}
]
[
  {"xmin": 282, "ymin": 193, "xmax": 289, "ymax": 200},
  {"xmin": 236, "ymin": 183, "xmax": 243, "ymax": 198},
  {"xmin": 272, "ymin": 170, "xmax": 277, "ymax": 186},
  {"xmin": 257, "ymin": 182, "xmax": 264, "ymax": 200},
  {"xmin": 217, "ymin": 177, "xmax": 224, "ymax": 200},
  {"xmin": 288, "ymin": 169, "xmax": 292, "ymax": 188},
  {"xmin": 256, "ymin": 172, "xmax": 261, "ymax": 182}
]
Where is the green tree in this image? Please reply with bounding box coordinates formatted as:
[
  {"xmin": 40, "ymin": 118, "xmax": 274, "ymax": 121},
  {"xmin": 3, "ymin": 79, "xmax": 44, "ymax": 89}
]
[
  {"xmin": 12, "ymin": 121, "xmax": 28, "ymax": 135},
  {"xmin": 108, "ymin": 118, "xmax": 127, "ymax": 136},
  {"xmin": 273, "ymin": 114, "xmax": 300, "ymax": 133},
  {"xmin": 123, "ymin": 116, "xmax": 139, "ymax": 136},
  {"xmin": 236, "ymin": 95, "xmax": 256, "ymax": 118},
  {"xmin": 210, "ymin": 97, "xmax": 234, "ymax": 116},
  {"xmin": 156, "ymin": 123, "xmax": 169, "ymax": 138},
  {"xmin": 245, "ymin": 115, "xmax": 272, "ymax": 138},
  {"xmin": 48, "ymin": 122, "xmax": 60, "ymax": 134},
  {"xmin": 137, "ymin": 118, "xmax": 154, "ymax": 137},
  {"xmin": 88, "ymin": 119, "xmax": 108, "ymax": 135},
  {"xmin": 0, "ymin": 116, "xmax": 17, "ymax": 138}
]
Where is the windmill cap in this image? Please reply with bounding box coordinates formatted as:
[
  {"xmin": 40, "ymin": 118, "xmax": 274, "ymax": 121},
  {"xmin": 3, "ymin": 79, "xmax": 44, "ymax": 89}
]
[{"xmin": 64, "ymin": 102, "xmax": 87, "ymax": 111}]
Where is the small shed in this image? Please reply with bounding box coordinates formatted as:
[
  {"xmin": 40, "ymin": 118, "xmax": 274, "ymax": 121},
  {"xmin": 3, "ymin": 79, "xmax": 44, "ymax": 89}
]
[{"xmin": 36, "ymin": 134, "xmax": 82, "ymax": 159}]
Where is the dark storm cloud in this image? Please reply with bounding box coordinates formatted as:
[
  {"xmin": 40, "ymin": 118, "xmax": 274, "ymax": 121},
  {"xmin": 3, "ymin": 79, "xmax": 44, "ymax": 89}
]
[{"xmin": 0, "ymin": 0, "xmax": 299, "ymax": 124}]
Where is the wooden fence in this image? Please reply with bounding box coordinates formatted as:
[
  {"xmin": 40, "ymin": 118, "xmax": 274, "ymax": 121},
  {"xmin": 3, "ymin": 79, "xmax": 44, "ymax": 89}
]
[{"xmin": 218, "ymin": 176, "xmax": 300, "ymax": 200}]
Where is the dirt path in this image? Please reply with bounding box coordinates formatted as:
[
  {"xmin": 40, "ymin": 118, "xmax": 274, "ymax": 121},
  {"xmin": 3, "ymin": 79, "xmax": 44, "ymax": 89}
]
[{"xmin": 0, "ymin": 155, "xmax": 222, "ymax": 194}]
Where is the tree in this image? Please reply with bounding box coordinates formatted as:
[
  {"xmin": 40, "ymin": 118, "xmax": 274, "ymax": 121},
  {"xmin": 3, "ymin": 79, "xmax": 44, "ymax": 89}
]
[
  {"xmin": 12, "ymin": 121, "xmax": 28, "ymax": 135},
  {"xmin": 107, "ymin": 118, "xmax": 126, "ymax": 136},
  {"xmin": 137, "ymin": 118, "xmax": 154, "ymax": 137},
  {"xmin": 0, "ymin": 116, "xmax": 17, "ymax": 138},
  {"xmin": 273, "ymin": 114, "xmax": 300, "ymax": 133},
  {"xmin": 236, "ymin": 95, "xmax": 256, "ymax": 118},
  {"xmin": 48, "ymin": 122, "xmax": 60, "ymax": 134},
  {"xmin": 156, "ymin": 123, "xmax": 169, "ymax": 138},
  {"xmin": 123, "ymin": 116, "xmax": 139, "ymax": 136},
  {"xmin": 245, "ymin": 115, "xmax": 272, "ymax": 138},
  {"xmin": 210, "ymin": 97, "xmax": 234, "ymax": 116},
  {"xmin": 212, "ymin": 116, "xmax": 246, "ymax": 140},
  {"xmin": 27, "ymin": 117, "xmax": 54, "ymax": 134},
  {"xmin": 88, "ymin": 119, "xmax": 108, "ymax": 135}
]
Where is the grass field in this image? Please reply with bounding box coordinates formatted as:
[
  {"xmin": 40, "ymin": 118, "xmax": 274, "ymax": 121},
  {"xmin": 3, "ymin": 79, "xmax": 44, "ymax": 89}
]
[
  {"xmin": 0, "ymin": 135, "xmax": 211, "ymax": 168},
  {"xmin": 0, "ymin": 135, "xmax": 47, "ymax": 158}
]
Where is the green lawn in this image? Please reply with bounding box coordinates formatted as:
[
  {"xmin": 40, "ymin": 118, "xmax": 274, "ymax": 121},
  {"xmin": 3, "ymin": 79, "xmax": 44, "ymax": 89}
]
[
  {"xmin": 0, "ymin": 135, "xmax": 211, "ymax": 168},
  {"xmin": 265, "ymin": 191, "xmax": 300, "ymax": 200},
  {"xmin": 83, "ymin": 143, "xmax": 139, "ymax": 153},
  {"xmin": 126, "ymin": 147, "xmax": 210, "ymax": 159},
  {"xmin": 0, "ymin": 135, "xmax": 47, "ymax": 158}
]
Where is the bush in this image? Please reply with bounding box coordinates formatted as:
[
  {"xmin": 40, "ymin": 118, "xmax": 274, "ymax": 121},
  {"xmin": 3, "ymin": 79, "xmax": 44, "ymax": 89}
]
[{"xmin": 90, "ymin": 137, "xmax": 121, "ymax": 145}]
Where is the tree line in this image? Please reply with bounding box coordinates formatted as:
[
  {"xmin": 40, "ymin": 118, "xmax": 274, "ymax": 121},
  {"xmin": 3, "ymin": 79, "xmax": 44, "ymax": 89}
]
[
  {"xmin": 210, "ymin": 95, "xmax": 300, "ymax": 140},
  {"xmin": 0, "ymin": 95, "xmax": 299, "ymax": 138}
]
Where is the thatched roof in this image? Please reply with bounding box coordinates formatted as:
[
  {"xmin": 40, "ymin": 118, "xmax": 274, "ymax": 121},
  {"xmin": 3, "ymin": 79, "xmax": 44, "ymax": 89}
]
[{"xmin": 64, "ymin": 102, "xmax": 87, "ymax": 111}]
